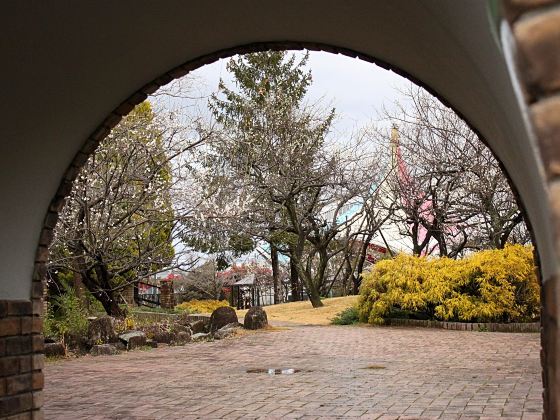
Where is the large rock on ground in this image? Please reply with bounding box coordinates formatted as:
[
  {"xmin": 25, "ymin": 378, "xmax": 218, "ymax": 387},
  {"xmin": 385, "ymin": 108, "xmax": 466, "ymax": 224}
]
[
  {"xmin": 152, "ymin": 330, "xmax": 176, "ymax": 344},
  {"xmin": 119, "ymin": 331, "xmax": 147, "ymax": 350},
  {"xmin": 209, "ymin": 306, "xmax": 238, "ymax": 332},
  {"xmin": 171, "ymin": 323, "xmax": 191, "ymax": 335},
  {"xmin": 190, "ymin": 319, "xmax": 209, "ymax": 334},
  {"xmin": 174, "ymin": 331, "xmax": 191, "ymax": 345},
  {"xmin": 221, "ymin": 322, "xmax": 243, "ymax": 330},
  {"xmin": 44, "ymin": 342, "xmax": 66, "ymax": 357},
  {"xmin": 90, "ymin": 344, "xmax": 118, "ymax": 356},
  {"xmin": 213, "ymin": 323, "xmax": 242, "ymax": 340},
  {"xmin": 244, "ymin": 306, "xmax": 268, "ymax": 330},
  {"xmin": 87, "ymin": 316, "xmax": 118, "ymax": 345},
  {"xmin": 146, "ymin": 339, "xmax": 158, "ymax": 348},
  {"xmin": 192, "ymin": 332, "xmax": 210, "ymax": 341}
]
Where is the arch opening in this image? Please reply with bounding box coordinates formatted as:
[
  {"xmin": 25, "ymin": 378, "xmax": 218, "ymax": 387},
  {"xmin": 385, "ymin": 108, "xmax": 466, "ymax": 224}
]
[{"xmin": 41, "ymin": 47, "xmax": 544, "ymax": 418}]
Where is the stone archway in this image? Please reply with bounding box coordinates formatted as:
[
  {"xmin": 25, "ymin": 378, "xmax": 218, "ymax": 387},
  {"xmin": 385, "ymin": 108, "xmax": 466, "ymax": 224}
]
[{"xmin": 0, "ymin": 2, "xmax": 558, "ymax": 417}]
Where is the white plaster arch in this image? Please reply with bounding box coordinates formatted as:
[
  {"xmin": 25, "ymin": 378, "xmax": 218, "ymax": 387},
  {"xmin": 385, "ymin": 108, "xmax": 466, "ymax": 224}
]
[{"xmin": 0, "ymin": 1, "xmax": 552, "ymax": 301}]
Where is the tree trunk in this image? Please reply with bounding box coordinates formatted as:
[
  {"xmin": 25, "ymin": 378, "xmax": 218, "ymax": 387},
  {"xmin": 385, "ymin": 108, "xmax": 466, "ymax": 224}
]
[
  {"xmin": 307, "ymin": 286, "xmax": 323, "ymax": 308},
  {"xmin": 72, "ymin": 272, "xmax": 87, "ymax": 305},
  {"xmin": 352, "ymin": 233, "xmax": 373, "ymax": 295},
  {"xmin": 271, "ymin": 244, "xmax": 280, "ymax": 304},
  {"xmin": 91, "ymin": 288, "xmax": 126, "ymax": 318},
  {"xmin": 290, "ymin": 257, "xmax": 300, "ymax": 301},
  {"xmin": 80, "ymin": 268, "xmax": 127, "ymax": 318},
  {"xmin": 352, "ymin": 276, "xmax": 360, "ymax": 295}
]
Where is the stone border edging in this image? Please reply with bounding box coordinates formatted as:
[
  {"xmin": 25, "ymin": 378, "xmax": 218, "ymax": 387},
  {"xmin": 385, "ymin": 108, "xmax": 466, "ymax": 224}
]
[{"xmin": 384, "ymin": 317, "xmax": 540, "ymax": 333}]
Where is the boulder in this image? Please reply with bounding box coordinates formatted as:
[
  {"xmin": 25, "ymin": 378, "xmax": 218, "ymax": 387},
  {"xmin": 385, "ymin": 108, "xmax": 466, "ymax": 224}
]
[
  {"xmin": 192, "ymin": 332, "xmax": 210, "ymax": 341},
  {"xmin": 213, "ymin": 328, "xmax": 235, "ymax": 340},
  {"xmin": 114, "ymin": 341, "xmax": 127, "ymax": 351},
  {"xmin": 213, "ymin": 329, "xmax": 231, "ymax": 340},
  {"xmin": 244, "ymin": 306, "xmax": 268, "ymax": 330},
  {"xmin": 221, "ymin": 322, "xmax": 243, "ymax": 330},
  {"xmin": 209, "ymin": 306, "xmax": 238, "ymax": 332},
  {"xmin": 190, "ymin": 319, "xmax": 209, "ymax": 334},
  {"xmin": 152, "ymin": 330, "xmax": 176, "ymax": 344},
  {"xmin": 87, "ymin": 316, "xmax": 118, "ymax": 345},
  {"xmin": 213, "ymin": 322, "xmax": 242, "ymax": 340},
  {"xmin": 146, "ymin": 339, "xmax": 158, "ymax": 348},
  {"xmin": 171, "ymin": 323, "xmax": 191, "ymax": 335},
  {"xmin": 44, "ymin": 342, "xmax": 66, "ymax": 357},
  {"xmin": 90, "ymin": 344, "xmax": 118, "ymax": 356},
  {"xmin": 119, "ymin": 331, "xmax": 147, "ymax": 350},
  {"xmin": 174, "ymin": 331, "xmax": 191, "ymax": 345}
]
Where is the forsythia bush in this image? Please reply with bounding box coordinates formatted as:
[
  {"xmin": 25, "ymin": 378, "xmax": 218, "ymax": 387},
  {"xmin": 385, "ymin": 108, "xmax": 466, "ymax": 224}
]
[
  {"xmin": 358, "ymin": 245, "xmax": 540, "ymax": 324},
  {"xmin": 175, "ymin": 299, "xmax": 230, "ymax": 314}
]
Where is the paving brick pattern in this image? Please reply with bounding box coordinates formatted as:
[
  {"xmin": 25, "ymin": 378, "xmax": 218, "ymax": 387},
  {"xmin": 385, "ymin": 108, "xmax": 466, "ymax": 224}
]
[{"xmin": 43, "ymin": 326, "xmax": 542, "ymax": 419}]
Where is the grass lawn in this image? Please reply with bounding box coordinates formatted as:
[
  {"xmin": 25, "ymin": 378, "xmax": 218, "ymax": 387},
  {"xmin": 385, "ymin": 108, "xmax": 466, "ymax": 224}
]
[{"xmin": 236, "ymin": 295, "xmax": 359, "ymax": 326}]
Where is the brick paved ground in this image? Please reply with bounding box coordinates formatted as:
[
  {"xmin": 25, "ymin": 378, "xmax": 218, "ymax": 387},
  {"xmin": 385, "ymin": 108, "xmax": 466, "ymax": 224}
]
[{"xmin": 43, "ymin": 326, "xmax": 542, "ymax": 419}]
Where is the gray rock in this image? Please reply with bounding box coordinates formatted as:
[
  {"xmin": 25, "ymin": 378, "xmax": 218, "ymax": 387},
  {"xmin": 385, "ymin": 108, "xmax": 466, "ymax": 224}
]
[
  {"xmin": 244, "ymin": 306, "xmax": 268, "ymax": 330},
  {"xmin": 171, "ymin": 323, "xmax": 192, "ymax": 335},
  {"xmin": 221, "ymin": 322, "xmax": 243, "ymax": 330},
  {"xmin": 174, "ymin": 331, "xmax": 191, "ymax": 345},
  {"xmin": 192, "ymin": 332, "xmax": 210, "ymax": 341},
  {"xmin": 90, "ymin": 344, "xmax": 118, "ymax": 356},
  {"xmin": 87, "ymin": 316, "xmax": 118, "ymax": 345},
  {"xmin": 152, "ymin": 330, "xmax": 176, "ymax": 344},
  {"xmin": 213, "ymin": 322, "xmax": 242, "ymax": 340},
  {"xmin": 44, "ymin": 342, "xmax": 66, "ymax": 357},
  {"xmin": 213, "ymin": 328, "xmax": 235, "ymax": 340},
  {"xmin": 190, "ymin": 319, "xmax": 209, "ymax": 334},
  {"xmin": 119, "ymin": 330, "xmax": 147, "ymax": 350},
  {"xmin": 209, "ymin": 306, "xmax": 238, "ymax": 332},
  {"xmin": 114, "ymin": 341, "xmax": 127, "ymax": 351},
  {"xmin": 146, "ymin": 339, "xmax": 158, "ymax": 348}
]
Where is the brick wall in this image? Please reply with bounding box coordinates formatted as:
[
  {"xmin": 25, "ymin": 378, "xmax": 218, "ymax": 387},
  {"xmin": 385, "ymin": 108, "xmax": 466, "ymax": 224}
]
[
  {"xmin": 121, "ymin": 284, "xmax": 135, "ymax": 307},
  {"xmin": 502, "ymin": 1, "xmax": 560, "ymax": 417},
  {"xmin": 0, "ymin": 300, "xmax": 44, "ymax": 419},
  {"xmin": 159, "ymin": 280, "xmax": 175, "ymax": 309}
]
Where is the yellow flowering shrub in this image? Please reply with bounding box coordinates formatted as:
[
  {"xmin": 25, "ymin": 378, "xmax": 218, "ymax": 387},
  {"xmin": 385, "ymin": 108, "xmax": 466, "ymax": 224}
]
[
  {"xmin": 175, "ymin": 299, "xmax": 230, "ymax": 314},
  {"xmin": 358, "ymin": 245, "xmax": 540, "ymax": 324}
]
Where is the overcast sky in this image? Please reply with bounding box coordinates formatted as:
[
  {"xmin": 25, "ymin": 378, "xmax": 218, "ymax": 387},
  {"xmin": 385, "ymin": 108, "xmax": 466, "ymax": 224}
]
[{"xmin": 188, "ymin": 50, "xmax": 410, "ymax": 134}]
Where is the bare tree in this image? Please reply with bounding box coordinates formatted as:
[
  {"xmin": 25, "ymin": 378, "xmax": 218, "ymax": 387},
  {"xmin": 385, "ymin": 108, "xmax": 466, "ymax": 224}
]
[
  {"xmin": 48, "ymin": 101, "xmax": 207, "ymax": 316},
  {"xmin": 381, "ymin": 86, "xmax": 528, "ymax": 256}
]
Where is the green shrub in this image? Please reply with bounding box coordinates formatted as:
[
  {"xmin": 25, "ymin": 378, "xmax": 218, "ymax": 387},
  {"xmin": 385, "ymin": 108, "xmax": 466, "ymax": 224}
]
[
  {"xmin": 358, "ymin": 244, "xmax": 540, "ymax": 324},
  {"xmin": 331, "ymin": 306, "xmax": 360, "ymax": 325},
  {"xmin": 44, "ymin": 287, "xmax": 89, "ymax": 346}
]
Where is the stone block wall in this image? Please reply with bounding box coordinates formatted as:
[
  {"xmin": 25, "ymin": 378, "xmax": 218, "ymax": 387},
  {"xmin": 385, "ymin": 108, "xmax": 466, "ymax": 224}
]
[{"xmin": 502, "ymin": 1, "xmax": 560, "ymax": 417}]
